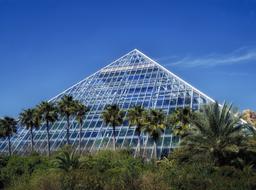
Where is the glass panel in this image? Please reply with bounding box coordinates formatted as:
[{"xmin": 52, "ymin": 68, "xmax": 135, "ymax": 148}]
[
  {"xmin": 163, "ymin": 137, "xmax": 171, "ymax": 146},
  {"xmin": 177, "ymin": 97, "xmax": 184, "ymax": 105},
  {"xmin": 119, "ymin": 128, "xmax": 127, "ymax": 137}
]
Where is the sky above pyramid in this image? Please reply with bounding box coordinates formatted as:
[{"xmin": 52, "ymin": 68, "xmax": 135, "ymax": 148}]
[{"xmin": 1, "ymin": 1, "xmax": 256, "ymax": 116}]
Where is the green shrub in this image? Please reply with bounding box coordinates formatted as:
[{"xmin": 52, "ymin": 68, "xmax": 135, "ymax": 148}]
[{"xmin": 1, "ymin": 148, "xmax": 256, "ymax": 190}]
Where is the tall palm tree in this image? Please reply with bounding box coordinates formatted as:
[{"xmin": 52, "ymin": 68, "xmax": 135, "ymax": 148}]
[
  {"xmin": 57, "ymin": 95, "xmax": 77, "ymax": 145},
  {"xmin": 0, "ymin": 117, "xmax": 17, "ymax": 156},
  {"xmin": 127, "ymin": 105, "xmax": 146, "ymax": 156},
  {"xmin": 19, "ymin": 108, "xmax": 41, "ymax": 153},
  {"xmin": 102, "ymin": 104, "xmax": 125, "ymax": 150},
  {"xmin": 143, "ymin": 109, "xmax": 166, "ymax": 159},
  {"xmin": 181, "ymin": 102, "xmax": 246, "ymax": 166},
  {"xmin": 37, "ymin": 101, "xmax": 58, "ymax": 157},
  {"xmin": 74, "ymin": 101, "xmax": 89, "ymax": 155},
  {"xmin": 167, "ymin": 107, "xmax": 193, "ymax": 137}
]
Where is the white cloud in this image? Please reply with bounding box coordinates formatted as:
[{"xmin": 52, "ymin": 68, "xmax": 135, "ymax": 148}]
[{"xmin": 158, "ymin": 47, "xmax": 256, "ymax": 68}]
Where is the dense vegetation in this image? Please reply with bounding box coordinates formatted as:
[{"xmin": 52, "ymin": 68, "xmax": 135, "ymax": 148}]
[
  {"xmin": 0, "ymin": 142, "xmax": 256, "ymax": 190},
  {"xmin": 0, "ymin": 97, "xmax": 256, "ymax": 189}
]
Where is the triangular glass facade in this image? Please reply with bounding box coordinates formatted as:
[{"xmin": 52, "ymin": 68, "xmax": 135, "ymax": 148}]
[{"xmin": 0, "ymin": 49, "xmax": 214, "ymax": 158}]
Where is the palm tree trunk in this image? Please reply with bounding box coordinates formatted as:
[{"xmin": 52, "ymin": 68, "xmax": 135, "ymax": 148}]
[
  {"xmin": 153, "ymin": 141, "xmax": 157, "ymax": 160},
  {"xmin": 30, "ymin": 127, "xmax": 34, "ymax": 153},
  {"xmin": 138, "ymin": 132, "xmax": 142, "ymax": 157},
  {"xmin": 113, "ymin": 125, "xmax": 116, "ymax": 151},
  {"xmin": 46, "ymin": 121, "xmax": 50, "ymax": 157},
  {"xmin": 79, "ymin": 121, "xmax": 83, "ymax": 155},
  {"xmin": 66, "ymin": 115, "xmax": 70, "ymax": 145},
  {"xmin": 8, "ymin": 135, "xmax": 11, "ymax": 156}
]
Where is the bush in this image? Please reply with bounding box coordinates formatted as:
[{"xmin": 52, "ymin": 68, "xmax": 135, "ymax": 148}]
[
  {"xmin": 0, "ymin": 154, "xmax": 51, "ymax": 189},
  {"xmin": 138, "ymin": 171, "xmax": 169, "ymax": 190},
  {"xmin": 1, "ymin": 148, "xmax": 256, "ymax": 190},
  {"xmin": 83, "ymin": 150, "xmax": 144, "ymax": 190}
]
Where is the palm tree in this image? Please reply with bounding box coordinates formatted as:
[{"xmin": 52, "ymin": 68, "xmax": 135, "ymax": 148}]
[
  {"xmin": 19, "ymin": 108, "xmax": 41, "ymax": 153},
  {"xmin": 102, "ymin": 104, "xmax": 125, "ymax": 150},
  {"xmin": 57, "ymin": 95, "xmax": 77, "ymax": 145},
  {"xmin": 74, "ymin": 101, "xmax": 89, "ymax": 155},
  {"xmin": 167, "ymin": 107, "xmax": 192, "ymax": 137},
  {"xmin": 0, "ymin": 117, "xmax": 17, "ymax": 156},
  {"xmin": 181, "ymin": 102, "xmax": 246, "ymax": 166},
  {"xmin": 37, "ymin": 101, "xmax": 58, "ymax": 157},
  {"xmin": 143, "ymin": 109, "xmax": 166, "ymax": 159},
  {"xmin": 55, "ymin": 149, "xmax": 81, "ymax": 172},
  {"xmin": 127, "ymin": 105, "xmax": 146, "ymax": 157}
]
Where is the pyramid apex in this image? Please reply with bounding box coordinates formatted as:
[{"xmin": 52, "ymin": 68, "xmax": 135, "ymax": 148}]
[
  {"xmin": 128, "ymin": 48, "xmax": 141, "ymax": 54},
  {"xmin": 128, "ymin": 48, "xmax": 147, "ymax": 57}
]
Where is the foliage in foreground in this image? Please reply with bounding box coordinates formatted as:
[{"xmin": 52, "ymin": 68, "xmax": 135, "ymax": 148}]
[{"xmin": 0, "ymin": 147, "xmax": 255, "ymax": 190}]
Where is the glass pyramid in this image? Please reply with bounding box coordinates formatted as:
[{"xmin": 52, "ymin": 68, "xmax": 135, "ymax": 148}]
[{"xmin": 0, "ymin": 49, "xmax": 214, "ymax": 158}]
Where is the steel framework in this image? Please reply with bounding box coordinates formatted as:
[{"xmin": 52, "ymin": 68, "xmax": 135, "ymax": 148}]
[{"xmin": 0, "ymin": 49, "xmax": 214, "ymax": 158}]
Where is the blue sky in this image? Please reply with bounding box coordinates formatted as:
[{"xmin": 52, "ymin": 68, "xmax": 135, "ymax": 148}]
[{"xmin": 0, "ymin": 0, "xmax": 256, "ymax": 117}]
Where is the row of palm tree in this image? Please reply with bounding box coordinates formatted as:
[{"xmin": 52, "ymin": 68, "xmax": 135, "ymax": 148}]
[
  {"xmin": 102, "ymin": 105, "xmax": 167, "ymax": 159},
  {"xmin": 1, "ymin": 94, "xmax": 250, "ymax": 161},
  {"xmin": 0, "ymin": 95, "xmax": 89, "ymax": 156},
  {"xmin": 0, "ymin": 95, "xmax": 172, "ymax": 158}
]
